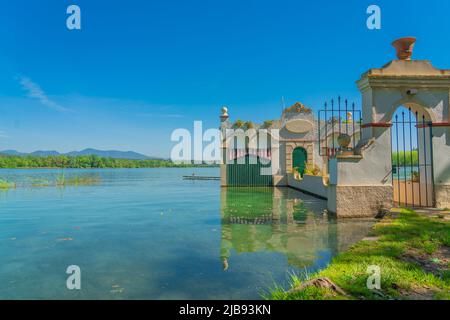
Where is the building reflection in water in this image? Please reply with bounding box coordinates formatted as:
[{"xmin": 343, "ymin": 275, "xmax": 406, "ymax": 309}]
[{"xmin": 220, "ymin": 187, "xmax": 374, "ymax": 271}]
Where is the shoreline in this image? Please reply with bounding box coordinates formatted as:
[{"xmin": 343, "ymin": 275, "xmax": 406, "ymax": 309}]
[
  {"xmin": 269, "ymin": 208, "xmax": 450, "ymax": 300},
  {"xmin": 0, "ymin": 166, "xmax": 218, "ymax": 170}
]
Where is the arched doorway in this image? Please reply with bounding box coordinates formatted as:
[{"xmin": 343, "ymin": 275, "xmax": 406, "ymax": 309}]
[
  {"xmin": 391, "ymin": 106, "xmax": 434, "ymax": 207},
  {"xmin": 292, "ymin": 147, "xmax": 308, "ymax": 177}
]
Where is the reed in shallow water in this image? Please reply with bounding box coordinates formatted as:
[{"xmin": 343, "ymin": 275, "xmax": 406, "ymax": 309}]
[
  {"xmin": 8, "ymin": 174, "xmax": 101, "ymax": 188},
  {"xmin": 55, "ymin": 173, "xmax": 101, "ymax": 186},
  {"xmin": 0, "ymin": 179, "xmax": 16, "ymax": 190}
]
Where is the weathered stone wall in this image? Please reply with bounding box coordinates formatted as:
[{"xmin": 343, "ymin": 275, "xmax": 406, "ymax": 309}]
[
  {"xmin": 435, "ymin": 184, "xmax": 450, "ymax": 208},
  {"xmin": 333, "ymin": 185, "xmax": 393, "ymax": 218}
]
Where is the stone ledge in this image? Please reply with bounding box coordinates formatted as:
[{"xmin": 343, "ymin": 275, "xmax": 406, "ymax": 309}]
[{"xmin": 336, "ymin": 154, "xmax": 363, "ymax": 160}]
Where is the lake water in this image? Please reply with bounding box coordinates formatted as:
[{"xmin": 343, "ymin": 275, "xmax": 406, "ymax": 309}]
[
  {"xmin": 0, "ymin": 168, "xmax": 374, "ymax": 299},
  {"xmin": 393, "ymin": 165, "xmax": 419, "ymax": 180}
]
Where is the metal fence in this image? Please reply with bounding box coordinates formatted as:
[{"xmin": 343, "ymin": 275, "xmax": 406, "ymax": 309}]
[{"xmin": 318, "ymin": 97, "xmax": 362, "ymax": 158}]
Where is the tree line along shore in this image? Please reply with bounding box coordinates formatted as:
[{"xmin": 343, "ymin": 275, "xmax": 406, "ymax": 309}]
[
  {"xmin": 0, "ymin": 154, "xmax": 215, "ymax": 169},
  {"xmin": 0, "ymin": 152, "xmax": 417, "ymax": 168}
]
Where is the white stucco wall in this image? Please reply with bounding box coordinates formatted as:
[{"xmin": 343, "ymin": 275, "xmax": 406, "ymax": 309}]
[
  {"xmin": 332, "ymin": 127, "xmax": 393, "ymax": 186},
  {"xmin": 432, "ymin": 127, "xmax": 450, "ymax": 185}
]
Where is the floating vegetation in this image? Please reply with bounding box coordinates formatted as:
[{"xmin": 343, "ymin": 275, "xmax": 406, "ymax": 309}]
[
  {"xmin": 0, "ymin": 179, "xmax": 16, "ymax": 190},
  {"xmin": 55, "ymin": 173, "xmax": 101, "ymax": 187},
  {"xmin": 1, "ymin": 173, "xmax": 101, "ymax": 189}
]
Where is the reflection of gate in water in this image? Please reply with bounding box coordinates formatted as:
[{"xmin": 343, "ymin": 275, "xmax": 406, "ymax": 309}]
[{"xmin": 391, "ymin": 108, "xmax": 435, "ymax": 207}]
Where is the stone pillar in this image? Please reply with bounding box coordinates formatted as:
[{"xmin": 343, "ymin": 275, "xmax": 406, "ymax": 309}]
[
  {"xmin": 432, "ymin": 125, "xmax": 450, "ymax": 208},
  {"xmin": 326, "ymin": 133, "xmax": 394, "ymax": 218},
  {"xmin": 220, "ymin": 107, "xmax": 229, "ymax": 187},
  {"xmin": 326, "ymin": 90, "xmax": 394, "ymax": 217}
]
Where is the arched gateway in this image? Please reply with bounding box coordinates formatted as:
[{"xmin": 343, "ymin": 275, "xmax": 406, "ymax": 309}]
[
  {"xmin": 390, "ymin": 106, "xmax": 435, "ymax": 207},
  {"xmin": 327, "ymin": 37, "xmax": 450, "ymax": 217}
]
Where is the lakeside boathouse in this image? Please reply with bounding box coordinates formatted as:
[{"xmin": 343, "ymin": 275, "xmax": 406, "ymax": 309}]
[{"xmin": 220, "ymin": 38, "xmax": 450, "ymax": 218}]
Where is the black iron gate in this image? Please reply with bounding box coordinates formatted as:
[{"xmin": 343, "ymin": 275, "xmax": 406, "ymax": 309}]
[{"xmin": 391, "ymin": 108, "xmax": 435, "ymax": 207}]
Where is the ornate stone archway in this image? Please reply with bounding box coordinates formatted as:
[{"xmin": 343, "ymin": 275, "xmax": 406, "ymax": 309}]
[
  {"xmin": 328, "ymin": 39, "xmax": 450, "ymax": 217},
  {"xmin": 285, "ymin": 142, "xmax": 313, "ymax": 174}
]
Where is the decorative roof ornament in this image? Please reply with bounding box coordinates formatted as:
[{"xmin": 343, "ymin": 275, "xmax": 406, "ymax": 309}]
[
  {"xmin": 220, "ymin": 106, "xmax": 229, "ymax": 121},
  {"xmin": 283, "ymin": 102, "xmax": 312, "ymax": 114},
  {"xmin": 221, "ymin": 106, "xmax": 228, "ymax": 116},
  {"xmin": 347, "ymin": 112, "xmax": 353, "ymax": 122},
  {"xmin": 392, "ymin": 37, "xmax": 416, "ymax": 61}
]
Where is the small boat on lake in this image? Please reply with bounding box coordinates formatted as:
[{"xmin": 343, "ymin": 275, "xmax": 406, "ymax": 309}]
[{"xmin": 182, "ymin": 174, "xmax": 220, "ymax": 181}]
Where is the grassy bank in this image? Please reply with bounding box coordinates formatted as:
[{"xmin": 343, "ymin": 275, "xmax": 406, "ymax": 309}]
[{"xmin": 269, "ymin": 209, "xmax": 450, "ymax": 300}]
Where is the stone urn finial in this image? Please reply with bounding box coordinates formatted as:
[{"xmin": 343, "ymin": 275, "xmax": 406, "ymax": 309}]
[
  {"xmin": 392, "ymin": 37, "xmax": 416, "ymax": 60},
  {"xmin": 337, "ymin": 133, "xmax": 351, "ymax": 150},
  {"xmin": 220, "ymin": 106, "xmax": 229, "ymax": 121},
  {"xmin": 337, "ymin": 133, "xmax": 354, "ymax": 156},
  {"xmin": 346, "ymin": 112, "xmax": 353, "ymax": 123}
]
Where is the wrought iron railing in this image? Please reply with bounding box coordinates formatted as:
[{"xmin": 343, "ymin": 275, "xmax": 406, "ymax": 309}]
[{"xmin": 318, "ymin": 97, "xmax": 362, "ymax": 158}]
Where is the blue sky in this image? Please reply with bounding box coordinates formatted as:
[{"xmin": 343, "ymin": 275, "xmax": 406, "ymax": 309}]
[{"xmin": 0, "ymin": 0, "xmax": 449, "ymax": 157}]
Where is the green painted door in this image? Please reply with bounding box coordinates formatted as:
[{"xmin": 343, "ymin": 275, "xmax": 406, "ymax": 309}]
[
  {"xmin": 293, "ymin": 147, "xmax": 307, "ymax": 176},
  {"xmin": 227, "ymin": 155, "xmax": 273, "ymax": 186}
]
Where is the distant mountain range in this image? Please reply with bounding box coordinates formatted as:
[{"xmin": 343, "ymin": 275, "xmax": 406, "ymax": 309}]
[{"xmin": 0, "ymin": 148, "xmax": 161, "ymax": 160}]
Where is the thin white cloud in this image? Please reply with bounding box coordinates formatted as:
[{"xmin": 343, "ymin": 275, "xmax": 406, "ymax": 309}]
[
  {"xmin": 17, "ymin": 76, "xmax": 71, "ymax": 112},
  {"xmin": 0, "ymin": 131, "xmax": 9, "ymax": 139},
  {"xmin": 137, "ymin": 112, "xmax": 185, "ymax": 119}
]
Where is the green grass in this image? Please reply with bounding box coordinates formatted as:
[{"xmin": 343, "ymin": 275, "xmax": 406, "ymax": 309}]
[
  {"xmin": 0, "ymin": 179, "xmax": 16, "ymax": 190},
  {"xmin": 269, "ymin": 209, "xmax": 450, "ymax": 300}
]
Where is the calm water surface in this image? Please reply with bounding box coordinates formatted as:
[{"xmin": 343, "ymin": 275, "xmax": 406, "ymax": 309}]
[{"xmin": 0, "ymin": 168, "xmax": 374, "ymax": 299}]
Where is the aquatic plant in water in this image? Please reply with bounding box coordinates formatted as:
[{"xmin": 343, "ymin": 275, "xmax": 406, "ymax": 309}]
[
  {"xmin": 0, "ymin": 179, "xmax": 16, "ymax": 190},
  {"xmin": 8, "ymin": 173, "xmax": 102, "ymax": 188},
  {"xmin": 55, "ymin": 173, "xmax": 101, "ymax": 186}
]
